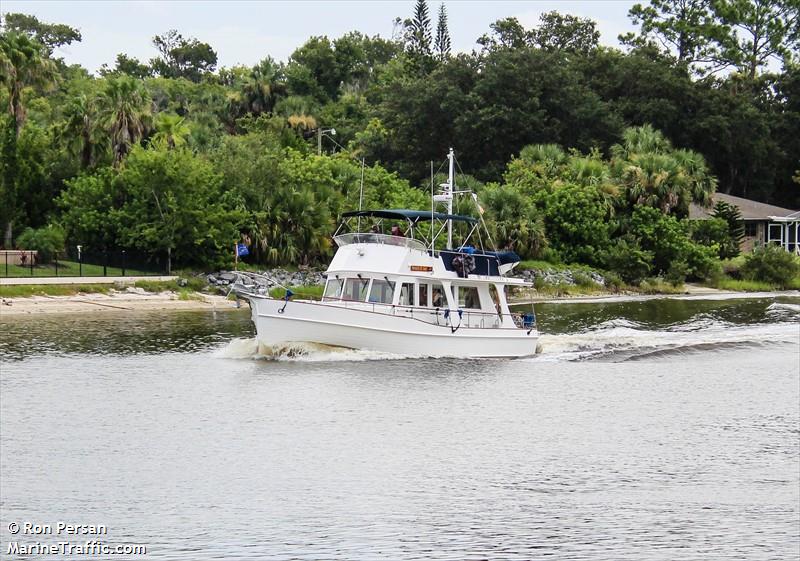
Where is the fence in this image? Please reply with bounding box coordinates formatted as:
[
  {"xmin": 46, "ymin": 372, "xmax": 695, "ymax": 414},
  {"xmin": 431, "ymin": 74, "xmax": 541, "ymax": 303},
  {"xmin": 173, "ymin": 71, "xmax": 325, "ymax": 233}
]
[{"xmin": 1, "ymin": 248, "xmax": 168, "ymax": 278}]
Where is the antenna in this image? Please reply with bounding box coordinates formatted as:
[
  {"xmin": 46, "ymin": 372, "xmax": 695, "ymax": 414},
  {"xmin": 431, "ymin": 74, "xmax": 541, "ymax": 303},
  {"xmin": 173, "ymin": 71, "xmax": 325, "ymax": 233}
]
[
  {"xmin": 430, "ymin": 161, "xmax": 435, "ymax": 250},
  {"xmin": 358, "ymin": 158, "xmax": 365, "ymax": 232}
]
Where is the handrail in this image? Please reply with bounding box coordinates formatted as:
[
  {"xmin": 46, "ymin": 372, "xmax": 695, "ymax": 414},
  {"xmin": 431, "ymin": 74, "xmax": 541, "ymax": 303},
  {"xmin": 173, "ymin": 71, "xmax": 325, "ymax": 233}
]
[{"xmin": 334, "ymin": 233, "xmax": 427, "ymax": 252}]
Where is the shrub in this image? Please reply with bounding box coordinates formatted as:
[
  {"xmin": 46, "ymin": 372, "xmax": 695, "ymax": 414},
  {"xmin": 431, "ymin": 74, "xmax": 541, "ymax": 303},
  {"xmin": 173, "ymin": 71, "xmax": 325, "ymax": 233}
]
[
  {"xmin": 16, "ymin": 225, "xmax": 66, "ymax": 264},
  {"xmin": 602, "ymin": 271, "xmax": 623, "ymax": 291},
  {"xmin": 690, "ymin": 217, "xmax": 735, "ymax": 259},
  {"xmin": 740, "ymin": 244, "xmax": 800, "ymax": 288},
  {"xmin": 600, "ymin": 238, "xmax": 653, "ymax": 285}
]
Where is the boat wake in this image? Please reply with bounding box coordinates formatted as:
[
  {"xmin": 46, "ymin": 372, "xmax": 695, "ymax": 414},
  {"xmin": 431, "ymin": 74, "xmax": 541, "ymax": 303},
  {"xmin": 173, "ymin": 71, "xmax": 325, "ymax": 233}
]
[
  {"xmin": 533, "ymin": 319, "xmax": 799, "ymax": 362},
  {"xmin": 214, "ymin": 338, "xmax": 409, "ymax": 362},
  {"xmin": 214, "ymin": 302, "xmax": 798, "ymax": 363}
]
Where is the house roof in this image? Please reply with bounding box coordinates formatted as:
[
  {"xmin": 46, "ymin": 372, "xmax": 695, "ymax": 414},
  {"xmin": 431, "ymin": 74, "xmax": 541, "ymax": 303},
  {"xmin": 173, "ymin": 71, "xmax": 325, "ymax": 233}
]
[{"xmin": 689, "ymin": 192, "xmax": 799, "ymax": 221}]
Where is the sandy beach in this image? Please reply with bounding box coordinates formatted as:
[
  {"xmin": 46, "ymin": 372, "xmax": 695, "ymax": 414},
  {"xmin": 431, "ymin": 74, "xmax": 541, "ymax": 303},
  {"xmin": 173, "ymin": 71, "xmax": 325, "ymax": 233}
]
[{"xmin": 0, "ymin": 289, "xmax": 240, "ymax": 316}]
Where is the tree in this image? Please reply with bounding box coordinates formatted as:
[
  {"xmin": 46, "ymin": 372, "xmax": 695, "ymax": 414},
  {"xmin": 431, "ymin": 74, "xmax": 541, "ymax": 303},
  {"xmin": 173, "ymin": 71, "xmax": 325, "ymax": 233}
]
[
  {"xmin": 713, "ymin": 0, "xmax": 800, "ymax": 80},
  {"xmin": 98, "ymin": 76, "xmax": 152, "ymax": 166},
  {"xmin": 532, "ymin": 11, "xmax": 600, "ymax": 53},
  {"xmin": 101, "ymin": 54, "xmax": 152, "ymax": 79},
  {"xmin": 623, "ymin": 0, "xmax": 800, "ymax": 78},
  {"xmin": 151, "ymin": 113, "xmax": 190, "ymax": 149},
  {"xmin": 404, "ymin": 0, "xmax": 434, "ymax": 71},
  {"xmin": 434, "ymin": 4, "xmax": 452, "ymax": 61},
  {"xmin": 58, "ymin": 92, "xmax": 104, "ymax": 168},
  {"xmin": 621, "ymin": 0, "xmax": 722, "ymax": 68},
  {"xmin": 0, "ymin": 32, "xmax": 57, "ymax": 137},
  {"xmin": 150, "ymin": 30, "xmax": 217, "ymax": 82},
  {"xmin": 709, "ymin": 199, "xmax": 744, "ymax": 256},
  {"xmin": 612, "ymin": 125, "xmax": 717, "ymax": 216},
  {"xmin": 477, "ymin": 17, "xmax": 530, "ymax": 52},
  {"xmin": 1, "ymin": 12, "xmax": 81, "ymax": 56}
]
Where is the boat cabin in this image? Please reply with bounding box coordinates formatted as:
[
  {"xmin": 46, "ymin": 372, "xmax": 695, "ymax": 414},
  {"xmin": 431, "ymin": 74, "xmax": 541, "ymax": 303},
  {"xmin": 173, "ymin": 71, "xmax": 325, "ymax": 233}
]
[{"xmin": 323, "ymin": 209, "xmax": 530, "ymax": 330}]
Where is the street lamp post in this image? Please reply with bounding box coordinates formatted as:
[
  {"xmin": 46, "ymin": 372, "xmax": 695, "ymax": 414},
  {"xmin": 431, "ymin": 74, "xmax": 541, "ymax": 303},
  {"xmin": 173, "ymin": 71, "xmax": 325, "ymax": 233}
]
[{"xmin": 317, "ymin": 127, "xmax": 336, "ymax": 155}]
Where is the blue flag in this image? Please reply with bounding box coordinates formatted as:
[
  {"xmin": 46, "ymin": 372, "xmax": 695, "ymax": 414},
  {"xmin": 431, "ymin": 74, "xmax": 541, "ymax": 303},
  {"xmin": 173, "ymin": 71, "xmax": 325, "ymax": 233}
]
[{"xmin": 236, "ymin": 243, "xmax": 250, "ymax": 257}]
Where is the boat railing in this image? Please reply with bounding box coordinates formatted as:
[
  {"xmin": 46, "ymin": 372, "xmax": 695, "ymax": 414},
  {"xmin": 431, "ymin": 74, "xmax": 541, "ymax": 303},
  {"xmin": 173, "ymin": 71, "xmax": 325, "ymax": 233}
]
[
  {"xmin": 334, "ymin": 233, "xmax": 427, "ymax": 252},
  {"xmin": 319, "ymin": 296, "xmax": 535, "ymax": 330}
]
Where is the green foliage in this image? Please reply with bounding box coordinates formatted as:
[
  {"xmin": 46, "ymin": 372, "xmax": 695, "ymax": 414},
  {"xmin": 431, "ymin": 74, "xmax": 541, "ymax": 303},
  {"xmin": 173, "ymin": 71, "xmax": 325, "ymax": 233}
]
[
  {"xmin": 150, "ymin": 29, "xmax": 217, "ymax": 82},
  {"xmin": 740, "ymin": 243, "xmax": 800, "ymax": 288},
  {"xmin": 16, "ymin": 224, "xmax": 65, "ymax": 263},
  {"xmin": 600, "ymin": 238, "xmax": 653, "ymax": 285},
  {"xmin": 690, "ymin": 217, "xmax": 735, "ymax": 259},
  {"xmin": 1, "ymin": 12, "xmax": 81, "ymax": 55},
  {"xmin": 2, "ymin": 8, "xmax": 798, "ymax": 279},
  {"xmin": 628, "ymin": 206, "xmax": 720, "ymax": 282},
  {"xmin": 709, "ymin": 200, "xmax": 743, "ymax": 257}
]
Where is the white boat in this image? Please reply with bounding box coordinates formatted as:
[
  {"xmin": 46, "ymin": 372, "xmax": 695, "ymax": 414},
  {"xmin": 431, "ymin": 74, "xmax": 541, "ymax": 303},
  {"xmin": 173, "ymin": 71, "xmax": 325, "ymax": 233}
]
[{"xmin": 232, "ymin": 149, "xmax": 538, "ymax": 358}]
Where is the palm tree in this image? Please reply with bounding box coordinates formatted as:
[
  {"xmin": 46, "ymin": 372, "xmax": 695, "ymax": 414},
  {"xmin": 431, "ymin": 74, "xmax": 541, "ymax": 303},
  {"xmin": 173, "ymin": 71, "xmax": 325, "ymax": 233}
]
[
  {"xmin": 619, "ymin": 152, "xmax": 688, "ymax": 214},
  {"xmin": 612, "ymin": 125, "xmax": 717, "ymax": 217},
  {"xmin": 240, "ymin": 58, "xmax": 286, "ymax": 115},
  {"xmin": 151, "ymin": 112, "xmax": 190, "ymax": 149},
  {"xmin": 566, "ymin": 155, "xmax": 620, "ymax": 217},
  {"xmin": 611, "ymin": 124, "xmax": 671, "ymax": 160},
  {"xmin": 275, "ymin": 95, "xmax": 318, "ymax": 132},
  {"xmin": 671, "ymin": 148, "xmax": 716, "ymax": 209},
  {"xmin": 518, "ymin": 143, "xmax": 567, "ymax": 175},
  {"xmin": 58, "ymin": 93, "xmax": 105, "ymax": 168},
  {"xmin": 0, "ymin": 32, "xmax": 57, "ymax": 137},
  {"xmin": 98, "ymin": 76, "xmax": 152, "ymax": 166}
]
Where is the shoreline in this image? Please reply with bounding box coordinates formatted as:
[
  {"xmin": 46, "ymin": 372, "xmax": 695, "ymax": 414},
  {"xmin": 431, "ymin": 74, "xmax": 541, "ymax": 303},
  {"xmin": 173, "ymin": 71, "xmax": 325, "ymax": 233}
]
[
  {"xmin": 0, "ymin": 291, "xmax": 240, "ymax": 316},
  {"xmin": 1, "ymin": 286, "xmax": 798, "ymax": 317}
]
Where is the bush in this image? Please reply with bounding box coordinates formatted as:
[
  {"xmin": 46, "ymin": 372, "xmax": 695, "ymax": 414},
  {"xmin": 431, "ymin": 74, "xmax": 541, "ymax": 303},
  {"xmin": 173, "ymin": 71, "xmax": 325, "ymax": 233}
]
[
  {"xmin": 740, "ymin": 244, "xmax": 800, "ymax": 288},
  {"xmin": 602, "ymin": 271, "xmax": 624, "ymax": 291},
  {"xmin": 16, "ymin": 225, "xmax": 66, "ymax": 264},
  {"xmin": 600, "ymin": 238, "xmax": 653, "ymax": 285},
  {"xmin": 690, "ymin": 217, "xmax": 735, "ymax": 259}
]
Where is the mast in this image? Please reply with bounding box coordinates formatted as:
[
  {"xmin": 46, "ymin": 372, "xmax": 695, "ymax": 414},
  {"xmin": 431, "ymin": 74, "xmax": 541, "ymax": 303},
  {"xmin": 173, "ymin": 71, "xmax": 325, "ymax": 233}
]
[
  {"xmin": 446, "ymin": 147, "xmax": 454, "ymax": 249},
  {"xmin": 433, "ymin": 147, "xmax": 455, "ymax": 249}
]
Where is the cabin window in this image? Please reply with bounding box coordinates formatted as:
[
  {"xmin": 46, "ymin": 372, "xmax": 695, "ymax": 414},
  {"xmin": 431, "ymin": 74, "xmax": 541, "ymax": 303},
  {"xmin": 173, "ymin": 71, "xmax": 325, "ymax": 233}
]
[
  {"xmin": 457, "ymin": 285, "xmax": 481, "ymax": 309},
  {"xmin": 431, "ymin": 283, "xmax": 446, "ymax": 308},
  {"xmin": 398, "ymin": 283, "xmax": 414, "ymax": 306},
  {"xmin": 418, "ymin": 283, "xmax": 429, "ymax": 307},
  {"xmin": 343, "ymin": 277, "xmax": 370, "ymax": 301},
  {"xmin": 368, "ymin": 279, "xmax": 395, "ymax": 304},
  {"xmin": 744, "ymin": 222, "xmax": 757, "ymax": 238},
  {"xmin": 323, "ymin": 278, "xmax": 344, "ymax": 301}
]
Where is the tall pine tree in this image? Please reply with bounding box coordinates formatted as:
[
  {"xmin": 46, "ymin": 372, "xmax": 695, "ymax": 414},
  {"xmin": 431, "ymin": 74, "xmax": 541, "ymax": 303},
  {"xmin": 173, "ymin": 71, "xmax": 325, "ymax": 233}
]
[
  {"xmin": 435, "ymin": 3, "xmax": 451, "ymax": 61},
  {"xmin": 404, "ymin": 0, "xmax": 433, "ymax": 71}
]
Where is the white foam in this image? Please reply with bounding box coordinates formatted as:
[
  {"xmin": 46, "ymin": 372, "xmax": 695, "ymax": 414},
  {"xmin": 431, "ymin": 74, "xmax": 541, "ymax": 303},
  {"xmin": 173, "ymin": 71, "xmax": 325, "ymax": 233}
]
[
  {"xmin": 214, "ymin": 338, "xmax": 409, "ymax": 362},
  {"xmin": 533, "ymin": 321, "xmax": 799, "ymax": 362}
]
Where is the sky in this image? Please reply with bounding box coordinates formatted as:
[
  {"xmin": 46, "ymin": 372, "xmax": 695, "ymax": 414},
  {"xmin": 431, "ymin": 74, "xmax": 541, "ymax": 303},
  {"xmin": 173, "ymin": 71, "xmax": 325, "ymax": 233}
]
[{"xmin": 2, "ymin": 1, "xmax": 638, "ymax": 73}]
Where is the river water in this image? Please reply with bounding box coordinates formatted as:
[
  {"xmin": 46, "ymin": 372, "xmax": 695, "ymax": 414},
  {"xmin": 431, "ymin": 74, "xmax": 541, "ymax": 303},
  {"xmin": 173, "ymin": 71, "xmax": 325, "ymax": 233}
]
[{"xmin": 1, "ymin": 296, "xmax": 798, "ymax": 560}]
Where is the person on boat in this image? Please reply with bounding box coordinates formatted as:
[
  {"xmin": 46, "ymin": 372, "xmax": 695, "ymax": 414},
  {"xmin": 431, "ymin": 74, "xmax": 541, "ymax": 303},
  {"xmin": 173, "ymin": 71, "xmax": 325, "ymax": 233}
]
[{"xmin": 390, "ymin": 225, "xmax": 405, "ymax": 237}]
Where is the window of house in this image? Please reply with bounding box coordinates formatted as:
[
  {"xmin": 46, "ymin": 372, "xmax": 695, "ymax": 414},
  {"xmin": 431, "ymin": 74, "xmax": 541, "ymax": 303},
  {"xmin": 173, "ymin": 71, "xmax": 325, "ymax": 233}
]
[
  {"xmin": 457, "ymin": 285, "xmax": 481, "ymax": 309},
  {"xmin": 744, "ymin": 222, "xmax": 757, "ymax": 238},
  {"xmin": 368, "ymin": 279, "xmax": 395, "ymax": 304},
  {"xmin": 768, "ymin": 223, "xmax": 783, "ymax": 244},
  {"xmin": 323, "ymin": 278, "xmax": 344, "ymax": 301},
  {"xmin": 343, "ymin": 277, "xmax": 370, "ymax": 301},
  {"xmin": 398, "ymin": 283, "xmax": 414, "ymax": 306}
]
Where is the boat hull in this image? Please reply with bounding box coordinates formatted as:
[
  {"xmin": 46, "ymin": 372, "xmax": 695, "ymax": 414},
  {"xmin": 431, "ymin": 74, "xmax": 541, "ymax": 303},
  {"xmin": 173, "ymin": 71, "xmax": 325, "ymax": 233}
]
[{"xmin": 244, "ymin": 296, "xmax": 538, "ymax": 358}]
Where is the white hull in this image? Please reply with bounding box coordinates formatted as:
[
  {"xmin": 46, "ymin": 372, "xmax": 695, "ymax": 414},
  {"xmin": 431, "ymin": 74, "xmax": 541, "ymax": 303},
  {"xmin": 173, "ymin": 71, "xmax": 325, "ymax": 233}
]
[{"xmin": 245, "ymin": 296, "xmax": 538, "ymax": 358}]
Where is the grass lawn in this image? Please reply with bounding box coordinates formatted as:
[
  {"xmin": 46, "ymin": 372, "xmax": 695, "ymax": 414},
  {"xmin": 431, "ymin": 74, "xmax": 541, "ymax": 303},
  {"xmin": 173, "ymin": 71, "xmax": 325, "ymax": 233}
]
[
  {"xmin": 268, "ymin": 285, "xmax": 325, "ymax": 300},
  {"xmin": 0, "ymin": 284, "xmax": 114, "ymax": 298},
  {"xmin": 1, "ymin": 259, "xmax": 157, "ymax": 278}
]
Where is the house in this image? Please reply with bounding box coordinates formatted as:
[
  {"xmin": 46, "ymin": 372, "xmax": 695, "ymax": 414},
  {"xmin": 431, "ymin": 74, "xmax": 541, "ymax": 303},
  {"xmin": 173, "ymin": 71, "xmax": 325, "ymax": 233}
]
[{"xmin": 689, "ymin": 192, "xmax": 800, "ymax": 253}]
